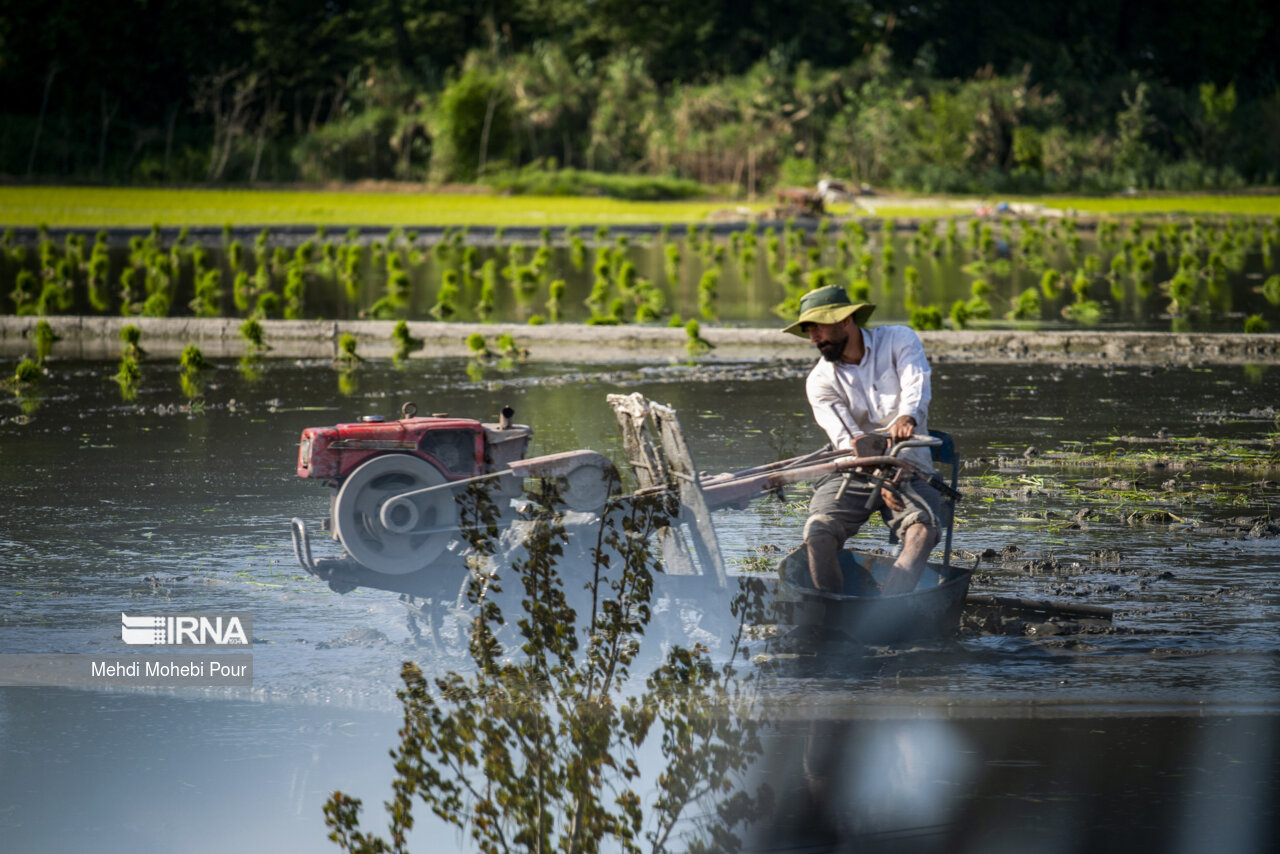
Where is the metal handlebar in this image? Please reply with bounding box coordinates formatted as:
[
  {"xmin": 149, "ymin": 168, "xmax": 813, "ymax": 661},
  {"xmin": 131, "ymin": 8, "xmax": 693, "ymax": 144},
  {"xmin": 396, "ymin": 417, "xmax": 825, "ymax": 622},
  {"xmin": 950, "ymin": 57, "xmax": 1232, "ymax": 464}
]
[{"xmin": 861, "ymin": 432, "xmax": 942, "ymax": 458}]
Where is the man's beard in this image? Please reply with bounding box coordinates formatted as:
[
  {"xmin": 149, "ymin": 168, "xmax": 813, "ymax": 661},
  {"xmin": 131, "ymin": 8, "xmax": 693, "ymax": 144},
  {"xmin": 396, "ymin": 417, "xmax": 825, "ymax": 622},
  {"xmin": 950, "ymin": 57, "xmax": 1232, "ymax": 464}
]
[{"xmin": 817, "ymin": 334, "xmax": 845, "ymax": 362}]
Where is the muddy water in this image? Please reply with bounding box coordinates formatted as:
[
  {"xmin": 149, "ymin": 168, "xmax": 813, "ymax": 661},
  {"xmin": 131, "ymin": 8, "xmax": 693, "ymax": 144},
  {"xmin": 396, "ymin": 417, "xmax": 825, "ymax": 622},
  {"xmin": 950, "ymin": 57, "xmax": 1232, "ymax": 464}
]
[{"xmin": 2, "ymin": 354, "xmax": 1278, "ymax": 852}]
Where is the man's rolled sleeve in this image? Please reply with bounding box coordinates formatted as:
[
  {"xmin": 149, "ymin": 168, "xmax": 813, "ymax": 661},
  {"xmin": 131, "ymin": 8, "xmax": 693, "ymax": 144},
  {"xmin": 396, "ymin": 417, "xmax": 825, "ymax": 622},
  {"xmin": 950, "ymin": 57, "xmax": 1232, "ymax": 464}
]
[
  {"xmin": 891, "ymin": 329, "xmax": 931, "ymax": 427},
  {"xmin": 807, "ymin": 368, "xmax": 860, "ymax": 449}
]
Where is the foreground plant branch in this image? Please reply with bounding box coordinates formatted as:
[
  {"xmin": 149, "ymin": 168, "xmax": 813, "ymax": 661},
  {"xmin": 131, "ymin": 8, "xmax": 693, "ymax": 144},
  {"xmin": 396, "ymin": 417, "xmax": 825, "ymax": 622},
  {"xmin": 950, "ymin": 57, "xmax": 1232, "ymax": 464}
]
[{"xmin": 323, "ymin": 479, "xmax": 770, "ymax": 853}]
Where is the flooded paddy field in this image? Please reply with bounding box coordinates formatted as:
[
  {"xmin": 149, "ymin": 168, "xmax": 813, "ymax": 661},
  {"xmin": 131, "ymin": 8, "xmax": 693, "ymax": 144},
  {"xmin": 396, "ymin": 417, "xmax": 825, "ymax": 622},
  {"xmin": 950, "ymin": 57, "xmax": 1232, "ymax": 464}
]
[
  {"xmin": 2, "ymin": 352, "xmax": 1279, "ymax": 852},
  {"xmin": 5, "ymin": 214, "xmax": 1280, "ymax": 333}
]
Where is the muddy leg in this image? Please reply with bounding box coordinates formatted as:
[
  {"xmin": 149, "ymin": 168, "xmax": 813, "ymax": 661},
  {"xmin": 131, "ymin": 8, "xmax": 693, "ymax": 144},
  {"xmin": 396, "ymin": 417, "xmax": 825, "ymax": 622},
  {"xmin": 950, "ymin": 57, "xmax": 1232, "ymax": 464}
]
[
  {"xmin": 880, "ymin": 522, "xmax": 939, "ymax": 595},
  {"xmin": 806, "ymin": 531, "xmax": 844, "ymax": 594}
]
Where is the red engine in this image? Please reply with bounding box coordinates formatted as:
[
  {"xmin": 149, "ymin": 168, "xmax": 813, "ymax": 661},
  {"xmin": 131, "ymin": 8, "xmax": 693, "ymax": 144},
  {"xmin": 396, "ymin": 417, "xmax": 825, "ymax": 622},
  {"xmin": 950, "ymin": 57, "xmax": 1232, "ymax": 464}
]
[
  {"xmin": 298, "ymin": 415, "xmax": 531, "ymax": 488},
  {"xmin": 295, "ymin": 405, "xmax": 611, "ymax": 576}
]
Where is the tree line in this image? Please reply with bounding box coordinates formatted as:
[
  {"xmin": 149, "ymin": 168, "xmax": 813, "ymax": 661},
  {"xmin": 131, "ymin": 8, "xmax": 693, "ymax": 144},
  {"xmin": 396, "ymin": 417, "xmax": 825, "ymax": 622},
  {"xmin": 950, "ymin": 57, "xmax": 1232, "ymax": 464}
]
[{"xmin": 3, "ymin": 0, "xmax": 1277, "ymax": 193}]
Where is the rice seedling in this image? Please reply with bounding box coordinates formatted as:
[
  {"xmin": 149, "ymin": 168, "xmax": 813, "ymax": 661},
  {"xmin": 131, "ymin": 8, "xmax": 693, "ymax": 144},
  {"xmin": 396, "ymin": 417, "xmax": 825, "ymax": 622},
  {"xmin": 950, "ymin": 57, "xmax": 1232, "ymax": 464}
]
[
  {"xmin": 772, "ymin": 260, "xmax": 805, "ymax": 319},
  {"xmin": 697, "ymin": 268, "xmax": 719, "ymax": 320},
  {"xmin": 11, "ymin": 269, "xmax": 38, "ymax": 315},
  {"xmin": 495, "ymin": 332, "xmax": 527, "ymax": 359},
  {"xmin": 336, "ymin": 333, "xmax": 362, "ymax": 363},
  {"xmin": 909, "ymin": 304, "xmax": 943, "ymax": 330},
  {"xmin": 585, "ymin": 308, "xmax": 621, "ymax": 326},
  {"xmin": 965, "ymin": 279, "xmax": 993, "ymax": 319},
  {"xmin": 512, "ymin": 265, "xmax": 540, "ymax": 302},
  {"xmin": 617, "ymin": 260, "xmax": 638, "ymax": 298},
  {"xmin": 190, "ymin": 269, "xmax": 222, "ymax": 317},
  {"xmin": 475, "ymin": 268, "xmax": 497, "ymax": 321},
  {"xmin": 431, "ymin": 270, "xmax": 460, "ymax": 320},
  {"xmin": 1261, "ymin": 274, "xmax": 1280, "ymax": 306},
  {"xmin": 114, "ymin": 354, "xmax": 140, "ymax": 400},
  {"xmin": 11, "ymin": 357, "xmax": 41, "ymax": 385},
  {"xmin": 880, "ymin": 235, "xmax": 896, "ymax": 277},
  {"xmin": 1244, "ymin": 314, "xmax": 1269, "ymax": 333},
  {"xmin": 368, "ymin": 253, "xmax": 410, "ymax": 319},
  {"xmin": 903, "ymin": 265, "xmax": 920, "ymax": 310},
  {"xmin": 949, "ymin": 299, "xmax": 971, "ymax": 329},
  {"xmin": 1005, "ymin": 287, "xmax": 1041, "ymax": 322},
  {"xmin": 180, "ymin": 343, "xmax": 207, "ymax": 374},
  {"xmin": 283, "ymin": 264, "xmax": 306, "ymax": 319},
  {"xmin": 944, "ymin": 218, "xmax": 959, "ymax": 253},
  {"xmin": 119, "ymin": 324, "xmax": 145, "ymax": 358},
  {"xmin": 391, "ymin": 320, "xmax": 423, "ymax": 361},
  {"xmin": 766, "ymin": 238, "xmax": 789, "ymax": 282},
  {"xmin": 33, "ymin": 319, "xmax": 58, "ymax": 363},
  {"xmin": 663, "ymin": 243, "xmax": 681, "ymax": 284},
  {"xmin": 1165, "ymin": 266, "xmax": 1199, "ymax": 315},
  {"xmin": 633, "ymin": 278, "xmax": 666, "ymax": 322},
  {"xmin": 546, "ymin": 279, "xmax": 566, "ymax": 322},
  {"xmin": 684, "ymin": 318, "xmax": 713, "ymax": 356},
  {"xmin": 465, "ymin": 332, "xmax": 490, "ymax": 358}
]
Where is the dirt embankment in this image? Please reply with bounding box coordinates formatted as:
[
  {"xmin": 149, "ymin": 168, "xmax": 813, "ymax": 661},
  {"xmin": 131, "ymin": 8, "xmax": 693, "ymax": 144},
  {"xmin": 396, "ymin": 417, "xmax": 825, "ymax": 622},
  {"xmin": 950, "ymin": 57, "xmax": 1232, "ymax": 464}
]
[{"xmin": 3, "ymin": 316, "xmax": 1279, "ymax": 365}]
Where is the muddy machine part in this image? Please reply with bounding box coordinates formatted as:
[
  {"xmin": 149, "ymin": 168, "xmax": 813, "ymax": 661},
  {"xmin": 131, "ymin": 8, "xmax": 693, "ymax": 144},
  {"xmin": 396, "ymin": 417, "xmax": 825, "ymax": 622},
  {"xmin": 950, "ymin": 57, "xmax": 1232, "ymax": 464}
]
[
  {"xmin": 293, "ymin": 403, "xmax": 615, "ymax": 581},
  {"xmin": 608, "ymin": 393, "xmax": 728, "ymax": 588},
  {"xmin": 294, "ymin": 394, "xmax": 957, "ymax": 599},
  {"xmin": 333, "ymin": 453, "xmax": 458, "ymax": 575}
]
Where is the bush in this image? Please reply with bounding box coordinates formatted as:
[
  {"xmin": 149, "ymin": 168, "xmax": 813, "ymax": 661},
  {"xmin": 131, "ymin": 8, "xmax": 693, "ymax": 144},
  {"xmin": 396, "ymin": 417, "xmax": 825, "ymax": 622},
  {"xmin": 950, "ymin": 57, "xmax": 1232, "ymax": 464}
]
[
  {"xmin": 485, "ymin": 166, "xmax": 707, "ymax": 200},
  {"xmin": 777, "ymin": 157, "xmax": 819, "ymax": 188},
  {"xmin": 431, "ymin": 65, "xmax": 514, "ymax": 183}
]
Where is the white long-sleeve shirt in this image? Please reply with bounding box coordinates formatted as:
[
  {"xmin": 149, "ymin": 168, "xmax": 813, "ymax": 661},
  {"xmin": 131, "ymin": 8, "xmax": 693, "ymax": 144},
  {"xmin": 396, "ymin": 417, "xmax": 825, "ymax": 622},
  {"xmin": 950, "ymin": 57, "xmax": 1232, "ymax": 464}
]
[{"xmin": 805, "ymin": 325, "xmax": 934, "ymax": 471}]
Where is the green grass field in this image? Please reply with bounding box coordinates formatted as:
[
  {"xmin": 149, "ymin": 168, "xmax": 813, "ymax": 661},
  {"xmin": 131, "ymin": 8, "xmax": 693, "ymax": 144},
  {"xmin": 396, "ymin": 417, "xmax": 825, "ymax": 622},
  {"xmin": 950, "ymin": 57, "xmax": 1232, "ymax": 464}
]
[
  {"xmin": 2, "ymin": 185, "xmax": 1278, "ymax": 228},
  {"xmin": 1039, "ymin": 195, "xmax": 1280, "ymax": 216},
  {"xmin": 0, "ymin": 186, "xmax": 765, "ymax": 228}
]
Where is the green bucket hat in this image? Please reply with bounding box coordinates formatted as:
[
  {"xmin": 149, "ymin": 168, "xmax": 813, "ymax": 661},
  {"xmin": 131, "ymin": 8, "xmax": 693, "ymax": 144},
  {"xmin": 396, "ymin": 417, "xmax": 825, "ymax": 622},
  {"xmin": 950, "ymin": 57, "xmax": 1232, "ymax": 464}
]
[{"xmin": 781, "ymin": 285, "xmax": 875, "ymax": 337}]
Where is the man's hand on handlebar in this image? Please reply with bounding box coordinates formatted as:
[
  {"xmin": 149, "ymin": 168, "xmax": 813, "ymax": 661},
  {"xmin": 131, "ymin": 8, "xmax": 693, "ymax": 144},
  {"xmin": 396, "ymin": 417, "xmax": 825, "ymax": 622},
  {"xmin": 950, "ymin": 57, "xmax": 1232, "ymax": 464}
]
[{"xmin": 887, "ymin": 415, "xmax": 917, "ymax": 443}]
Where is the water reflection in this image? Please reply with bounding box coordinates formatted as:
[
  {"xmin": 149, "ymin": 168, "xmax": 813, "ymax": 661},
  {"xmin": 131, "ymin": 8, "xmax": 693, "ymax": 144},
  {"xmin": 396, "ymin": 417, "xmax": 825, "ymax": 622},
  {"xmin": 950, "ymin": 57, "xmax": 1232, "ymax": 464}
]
[
  {"xmin": 1, "ymin": 353, "xmax": 1279, "ymax": 851},
  {"xmin": 753, "ymin": 713, "xmax": 1280, "ymax": 853}
]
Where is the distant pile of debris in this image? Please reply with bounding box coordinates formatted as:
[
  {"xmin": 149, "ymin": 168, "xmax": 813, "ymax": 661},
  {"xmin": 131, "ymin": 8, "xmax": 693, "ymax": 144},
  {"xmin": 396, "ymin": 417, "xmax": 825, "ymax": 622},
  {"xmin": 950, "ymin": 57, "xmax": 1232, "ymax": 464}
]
[{"xmin": 768, "ymin": 179, "xmax": 875, "ymax": 219}]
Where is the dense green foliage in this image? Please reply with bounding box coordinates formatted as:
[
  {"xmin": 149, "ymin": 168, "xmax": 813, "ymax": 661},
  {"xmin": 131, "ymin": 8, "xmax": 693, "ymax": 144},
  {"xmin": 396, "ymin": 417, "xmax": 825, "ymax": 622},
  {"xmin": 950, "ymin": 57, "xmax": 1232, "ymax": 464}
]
[{"xmin": 3, "ymin": 1, "xmax": 1278, "ymax": 192}]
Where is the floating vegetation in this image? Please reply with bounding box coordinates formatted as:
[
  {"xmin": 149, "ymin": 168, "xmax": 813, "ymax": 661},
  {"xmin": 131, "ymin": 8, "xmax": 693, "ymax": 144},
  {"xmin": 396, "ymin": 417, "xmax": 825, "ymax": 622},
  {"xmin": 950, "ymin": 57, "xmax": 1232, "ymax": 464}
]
[{"xmin": 972, "ymin": 434, "xmax": 1280, "ymax": 477}]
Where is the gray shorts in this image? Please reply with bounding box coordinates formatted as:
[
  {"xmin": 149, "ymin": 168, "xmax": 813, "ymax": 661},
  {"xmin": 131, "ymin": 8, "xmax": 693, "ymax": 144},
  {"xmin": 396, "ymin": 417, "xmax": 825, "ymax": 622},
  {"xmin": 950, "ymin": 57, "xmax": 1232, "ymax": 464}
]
[{"xmin": 804, "ymin": 471, "xmax": 945, "ymax": 545}]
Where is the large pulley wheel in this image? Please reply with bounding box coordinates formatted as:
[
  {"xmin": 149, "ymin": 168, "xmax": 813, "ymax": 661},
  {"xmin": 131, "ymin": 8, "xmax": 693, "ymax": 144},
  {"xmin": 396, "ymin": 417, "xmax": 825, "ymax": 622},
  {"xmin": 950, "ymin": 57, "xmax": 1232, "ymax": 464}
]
[
  {"xmin": 562, "ymin": 462, "xmax": 611, "ymax": 513},
  {"xmin": 333, "ymin": 454, "xmax": 457, "ymax": 575}
]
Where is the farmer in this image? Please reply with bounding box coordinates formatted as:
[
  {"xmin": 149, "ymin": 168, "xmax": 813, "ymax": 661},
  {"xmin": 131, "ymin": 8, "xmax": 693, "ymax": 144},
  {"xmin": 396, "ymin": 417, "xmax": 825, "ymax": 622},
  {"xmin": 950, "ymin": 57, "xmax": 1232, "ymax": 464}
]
[{"xmin": 782, "ymin": 285, "xmax": 943, "ymax": 596}]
